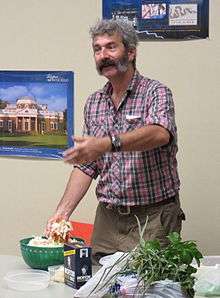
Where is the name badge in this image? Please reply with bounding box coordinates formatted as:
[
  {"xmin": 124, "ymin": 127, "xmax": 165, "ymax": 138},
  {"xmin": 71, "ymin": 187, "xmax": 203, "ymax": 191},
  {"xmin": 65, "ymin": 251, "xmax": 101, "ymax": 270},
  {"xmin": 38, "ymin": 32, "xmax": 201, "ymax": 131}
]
[{"xmin": 125, "ymin": 114, "xmax": 141, "ymax": 123}]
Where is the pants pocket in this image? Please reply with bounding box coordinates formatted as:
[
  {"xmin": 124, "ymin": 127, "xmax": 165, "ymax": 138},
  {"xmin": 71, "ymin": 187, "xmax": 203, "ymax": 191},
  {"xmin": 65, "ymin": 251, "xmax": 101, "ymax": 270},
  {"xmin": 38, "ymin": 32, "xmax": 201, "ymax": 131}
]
[{"xmin": 160, "ymin": 203, "xmax": 185, "ymax": 236}]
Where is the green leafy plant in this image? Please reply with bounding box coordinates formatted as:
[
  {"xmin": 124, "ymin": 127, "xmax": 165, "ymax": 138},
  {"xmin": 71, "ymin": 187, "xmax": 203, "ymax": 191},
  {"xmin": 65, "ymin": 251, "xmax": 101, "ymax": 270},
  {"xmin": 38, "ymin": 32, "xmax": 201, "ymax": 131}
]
[
  {"xmin": 91, "ymin": 216, "xmax": 203, "ymax": 297},
  {"xmin": 126, "ymin": 231, "xmax": 202, "ymax": 297}
]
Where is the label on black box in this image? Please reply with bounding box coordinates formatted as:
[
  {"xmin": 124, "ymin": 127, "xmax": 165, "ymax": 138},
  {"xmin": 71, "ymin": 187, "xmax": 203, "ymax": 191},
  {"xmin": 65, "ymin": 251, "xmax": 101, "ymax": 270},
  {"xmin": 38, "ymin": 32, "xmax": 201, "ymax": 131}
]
[{"xmin": 64, "ymin": 243, "xmax": 92, "ymax": 289}]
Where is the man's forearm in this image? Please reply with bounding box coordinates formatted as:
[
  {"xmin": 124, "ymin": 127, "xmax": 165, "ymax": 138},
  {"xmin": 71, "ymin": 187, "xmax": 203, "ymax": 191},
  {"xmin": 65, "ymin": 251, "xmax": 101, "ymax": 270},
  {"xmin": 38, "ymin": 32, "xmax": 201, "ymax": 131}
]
[
  {"xmin": 102, "ymin": 124, "xmax": 170, "ymax": 153},
  {"xmin": 62, "ymin": 125, "xmax": 170, "ymax": 165},
  {"xmin": 119, "ymin": 124, "xmax": 170, "ymax": 151},
  {"xmin": 55, "ymin": 168, "xmax": 93, "ymax": 218}
]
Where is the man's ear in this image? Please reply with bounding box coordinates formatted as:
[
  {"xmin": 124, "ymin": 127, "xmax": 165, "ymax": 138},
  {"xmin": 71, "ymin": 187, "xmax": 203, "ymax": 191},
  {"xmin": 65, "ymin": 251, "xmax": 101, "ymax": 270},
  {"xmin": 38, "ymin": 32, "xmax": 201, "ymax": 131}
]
[{"xmin": 128, "ymin": 48, "xmax": 136, "ymax": 63}]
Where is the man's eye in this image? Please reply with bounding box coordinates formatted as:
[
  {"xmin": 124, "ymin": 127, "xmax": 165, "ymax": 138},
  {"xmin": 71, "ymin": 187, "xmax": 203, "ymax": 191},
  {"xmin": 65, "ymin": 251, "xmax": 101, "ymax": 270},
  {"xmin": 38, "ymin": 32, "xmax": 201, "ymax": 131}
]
[
  {"xmin": 94, "ymin": 47, "xmax": 101, "ymax": 53},
  {"xmin": 108, "ymin": 44, "xmax": 116, "ymax": 50}
]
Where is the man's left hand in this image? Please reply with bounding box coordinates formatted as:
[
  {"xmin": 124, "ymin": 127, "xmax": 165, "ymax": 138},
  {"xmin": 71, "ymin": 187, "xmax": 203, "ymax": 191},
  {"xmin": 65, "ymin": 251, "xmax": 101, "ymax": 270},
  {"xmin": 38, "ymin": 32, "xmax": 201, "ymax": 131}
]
[{"xmin": 63, "ymin": 136, "xmax": 111, "ymax": 164}]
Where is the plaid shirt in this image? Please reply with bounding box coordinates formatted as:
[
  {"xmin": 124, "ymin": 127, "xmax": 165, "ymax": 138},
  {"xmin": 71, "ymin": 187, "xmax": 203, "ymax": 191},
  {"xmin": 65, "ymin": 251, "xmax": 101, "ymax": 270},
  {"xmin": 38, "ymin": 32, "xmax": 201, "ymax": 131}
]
[{"xmin": 76, "ymin": 71, "xmax": 180, "ymax": 206}]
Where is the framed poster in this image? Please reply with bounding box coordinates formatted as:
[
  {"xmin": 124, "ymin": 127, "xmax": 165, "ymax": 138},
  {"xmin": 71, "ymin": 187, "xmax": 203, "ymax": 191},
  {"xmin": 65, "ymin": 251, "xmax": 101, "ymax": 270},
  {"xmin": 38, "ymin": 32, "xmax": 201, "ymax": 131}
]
[
  {"xmin": 102, "ymin": 0, "xmax": 209, "ymax": 40},
  {"xmin": 0, "ymin": 71, "xmax": 73, "ymax": 159}
]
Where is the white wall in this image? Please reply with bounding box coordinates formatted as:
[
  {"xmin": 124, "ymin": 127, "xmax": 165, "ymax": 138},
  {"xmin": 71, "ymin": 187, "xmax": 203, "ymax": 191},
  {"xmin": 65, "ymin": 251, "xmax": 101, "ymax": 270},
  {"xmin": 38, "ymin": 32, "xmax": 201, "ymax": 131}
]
[{"xmin": 0, "ymin": 0, "xmax": 219, "ymax": 256}]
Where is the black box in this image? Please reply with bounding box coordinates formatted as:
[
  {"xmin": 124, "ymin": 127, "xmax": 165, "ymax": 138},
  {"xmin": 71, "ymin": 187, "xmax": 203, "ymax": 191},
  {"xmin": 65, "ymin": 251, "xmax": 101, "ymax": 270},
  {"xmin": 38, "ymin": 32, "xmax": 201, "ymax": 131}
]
[{"xmin": 64, "ymin": 243, "xmax": 92, "ymax": 289}]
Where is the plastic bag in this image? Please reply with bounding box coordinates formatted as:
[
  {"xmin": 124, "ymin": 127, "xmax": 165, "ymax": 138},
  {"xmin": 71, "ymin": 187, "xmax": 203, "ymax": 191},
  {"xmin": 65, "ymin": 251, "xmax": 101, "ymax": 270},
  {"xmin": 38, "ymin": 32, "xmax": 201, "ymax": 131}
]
[
  {"xmin": 145, "ymin": 280, "xmax": 187, "ymax": 298},
  {"xmin": 74, "ymin": 252, "xmax": 187, "ymax": 297},
  {"xmin": 74, "ymin": 252, "xmax": 129, "ymax": 297},
  {"xmin": 109, "ymin": 276, "xmax": 186, "ymax": 298},
  {"xmin": 194, "ymin": 265, "xmax": 220, "ymax": 296}
]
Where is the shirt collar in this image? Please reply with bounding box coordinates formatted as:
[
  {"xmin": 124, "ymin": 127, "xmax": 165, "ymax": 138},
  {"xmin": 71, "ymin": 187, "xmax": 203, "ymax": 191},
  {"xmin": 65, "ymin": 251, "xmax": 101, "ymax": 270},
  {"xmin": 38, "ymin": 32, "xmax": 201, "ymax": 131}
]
[{"xmin": 127, "ymin": 70, "xmax": 141, "ymax": 95}]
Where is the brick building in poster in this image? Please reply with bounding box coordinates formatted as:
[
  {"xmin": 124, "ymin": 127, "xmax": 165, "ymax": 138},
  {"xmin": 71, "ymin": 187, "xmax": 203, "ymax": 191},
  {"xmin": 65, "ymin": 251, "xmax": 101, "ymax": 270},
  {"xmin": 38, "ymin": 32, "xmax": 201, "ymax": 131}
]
[{"xmin": 0, "ymin": 96, "xmax": 64, "ymax": 134}]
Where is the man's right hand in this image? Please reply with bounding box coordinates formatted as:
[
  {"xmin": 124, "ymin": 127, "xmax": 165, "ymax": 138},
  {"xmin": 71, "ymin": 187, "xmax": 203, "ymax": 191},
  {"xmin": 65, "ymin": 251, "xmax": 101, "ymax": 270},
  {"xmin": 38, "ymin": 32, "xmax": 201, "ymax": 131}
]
[
  {"xmin": 45, "ymin": 213, "xmax": 69, "ymax": 238},
  {"xmin": 44, "ymin": 168, "xmax": 93, "ymax": 239}
]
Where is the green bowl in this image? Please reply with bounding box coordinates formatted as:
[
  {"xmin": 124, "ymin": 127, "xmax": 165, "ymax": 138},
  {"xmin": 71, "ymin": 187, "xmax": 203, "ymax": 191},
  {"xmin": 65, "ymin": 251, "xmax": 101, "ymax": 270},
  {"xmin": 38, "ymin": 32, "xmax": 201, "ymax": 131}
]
[{"xmin": 20, "ymin": 237, "xmax": 84, "ymax": 270}]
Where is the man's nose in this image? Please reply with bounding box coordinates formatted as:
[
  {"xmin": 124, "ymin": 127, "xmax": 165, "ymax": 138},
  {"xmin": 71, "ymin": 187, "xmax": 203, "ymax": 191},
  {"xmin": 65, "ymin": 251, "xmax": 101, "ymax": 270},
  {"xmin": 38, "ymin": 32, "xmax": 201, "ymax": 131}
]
[{"xmin": 99, "ymin": 47, "xmax": 109, "ymax": 59}]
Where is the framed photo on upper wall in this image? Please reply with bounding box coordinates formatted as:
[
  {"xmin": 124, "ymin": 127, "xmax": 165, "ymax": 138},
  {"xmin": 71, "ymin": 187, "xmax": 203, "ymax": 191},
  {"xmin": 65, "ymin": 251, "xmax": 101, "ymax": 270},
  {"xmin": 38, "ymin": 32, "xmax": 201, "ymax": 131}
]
[
  {"xmin": 0, "ymin": 70, "xmax": 74, "ymax": 159},
  {"xmin": 102, "ymin": 0, "xmax": 209, "ymax": 40}
]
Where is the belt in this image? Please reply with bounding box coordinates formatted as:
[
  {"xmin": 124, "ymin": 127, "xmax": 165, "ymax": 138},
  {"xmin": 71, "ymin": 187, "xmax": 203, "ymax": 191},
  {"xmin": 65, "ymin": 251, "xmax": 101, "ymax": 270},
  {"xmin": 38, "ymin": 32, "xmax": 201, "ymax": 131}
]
[{"xmin": 102, "ymin": 196, "xmax": 176, "ymax": 216}]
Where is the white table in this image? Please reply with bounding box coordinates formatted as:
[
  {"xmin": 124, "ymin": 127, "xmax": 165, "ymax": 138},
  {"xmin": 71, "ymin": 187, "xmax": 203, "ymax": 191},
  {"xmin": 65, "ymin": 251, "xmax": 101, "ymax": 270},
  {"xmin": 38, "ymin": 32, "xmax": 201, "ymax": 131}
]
[
  {"xmin": 0, "ymin": 255, "xmax": 208, "ymax": 297},
  {"xmin": 0, "ymin": 255, "xmax": 75, "ymax": 298}
]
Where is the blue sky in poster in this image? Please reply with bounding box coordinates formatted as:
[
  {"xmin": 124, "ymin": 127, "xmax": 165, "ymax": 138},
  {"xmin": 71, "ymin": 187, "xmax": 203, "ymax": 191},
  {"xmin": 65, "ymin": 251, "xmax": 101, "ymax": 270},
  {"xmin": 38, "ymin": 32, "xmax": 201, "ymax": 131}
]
[{"xmin": 0, "ymin": 82, "xmax": 67, "ymax": 111}]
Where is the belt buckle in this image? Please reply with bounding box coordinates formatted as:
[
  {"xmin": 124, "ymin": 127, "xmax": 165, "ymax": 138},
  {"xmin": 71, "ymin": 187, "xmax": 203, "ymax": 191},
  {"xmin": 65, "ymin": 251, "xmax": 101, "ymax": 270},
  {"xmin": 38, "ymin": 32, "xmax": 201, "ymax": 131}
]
[
  {"xmin": 117, "ymin": 205, "xmax": 130, "ymax": 215},
  {"xmin": 106, "ymin": 203, "xmax": 113, "ymax": 209}
]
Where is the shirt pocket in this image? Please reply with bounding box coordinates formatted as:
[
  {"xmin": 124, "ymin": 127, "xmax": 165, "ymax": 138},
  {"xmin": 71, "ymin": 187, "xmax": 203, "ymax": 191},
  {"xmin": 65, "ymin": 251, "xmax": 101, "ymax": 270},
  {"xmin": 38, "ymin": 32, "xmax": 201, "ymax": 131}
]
[{"xmin": 122, "ymin": 115, "xmax": 144, "ymax": 133}]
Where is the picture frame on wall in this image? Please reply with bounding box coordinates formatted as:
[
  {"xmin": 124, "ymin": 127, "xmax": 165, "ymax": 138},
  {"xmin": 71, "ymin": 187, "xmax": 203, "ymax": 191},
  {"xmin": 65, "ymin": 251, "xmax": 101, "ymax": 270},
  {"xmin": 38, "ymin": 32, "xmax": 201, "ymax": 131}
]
[
  {"xmin": 102, "ymin": 0, "xmax": 209, "ymax": 40},
  {"xmin": 0, "ymin": 70, "xmax": 74, "ymax": 159}
]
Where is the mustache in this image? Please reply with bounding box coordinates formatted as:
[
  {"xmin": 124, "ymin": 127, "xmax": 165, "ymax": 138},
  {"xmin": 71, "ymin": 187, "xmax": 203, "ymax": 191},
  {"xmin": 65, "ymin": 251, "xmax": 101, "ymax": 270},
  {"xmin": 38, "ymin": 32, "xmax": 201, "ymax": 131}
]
[{"xmin": 97, "ymin": 58, "xmax": 117, "ymax": 72}]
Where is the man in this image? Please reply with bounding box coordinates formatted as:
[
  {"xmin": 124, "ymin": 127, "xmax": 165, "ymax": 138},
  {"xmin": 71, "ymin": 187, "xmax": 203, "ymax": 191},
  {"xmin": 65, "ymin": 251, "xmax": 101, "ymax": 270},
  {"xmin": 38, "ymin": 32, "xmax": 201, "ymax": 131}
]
[{"xmin": 46, "ymin": 19, "xmax": 184, "ymax": 265}]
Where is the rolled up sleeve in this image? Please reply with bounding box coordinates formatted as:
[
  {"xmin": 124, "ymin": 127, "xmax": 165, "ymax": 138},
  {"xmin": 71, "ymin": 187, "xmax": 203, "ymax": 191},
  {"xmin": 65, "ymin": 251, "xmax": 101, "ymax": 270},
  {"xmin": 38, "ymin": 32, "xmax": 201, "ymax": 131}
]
[
  {"xmin": 145, "ymin": 84, "xmax": 177, "ymax": 141},
  {"xmin": 74, "ymin": 162, "xmax": 99, "ymax": 179}
]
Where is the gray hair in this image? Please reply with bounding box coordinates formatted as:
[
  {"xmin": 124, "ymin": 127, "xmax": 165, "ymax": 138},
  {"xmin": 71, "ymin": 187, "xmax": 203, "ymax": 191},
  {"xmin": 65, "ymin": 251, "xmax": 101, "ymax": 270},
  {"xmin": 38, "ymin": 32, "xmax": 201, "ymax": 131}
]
[{"xmin": 90, "ymin": 19, "xmax": 138, "ymax": 67}]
